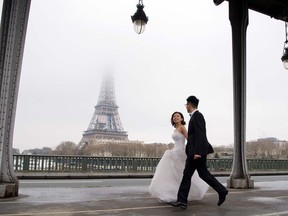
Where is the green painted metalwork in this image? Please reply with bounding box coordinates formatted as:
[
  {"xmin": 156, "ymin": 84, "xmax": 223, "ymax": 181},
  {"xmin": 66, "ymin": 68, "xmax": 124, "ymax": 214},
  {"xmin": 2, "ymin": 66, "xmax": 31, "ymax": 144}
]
[{"xmin": 13, "ymin": 155, "xmax": 288, "ymax": 173}]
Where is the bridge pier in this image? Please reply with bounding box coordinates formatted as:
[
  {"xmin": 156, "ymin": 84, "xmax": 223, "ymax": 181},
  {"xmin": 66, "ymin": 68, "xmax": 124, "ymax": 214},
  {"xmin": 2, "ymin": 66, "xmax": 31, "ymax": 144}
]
[
  {"xmin": 0, "ymin": 0, "xmax": 31, "ymax": 198},
  {"xmin": 227, "ymin": 0, "xmax": 254, "ymax": 188}
]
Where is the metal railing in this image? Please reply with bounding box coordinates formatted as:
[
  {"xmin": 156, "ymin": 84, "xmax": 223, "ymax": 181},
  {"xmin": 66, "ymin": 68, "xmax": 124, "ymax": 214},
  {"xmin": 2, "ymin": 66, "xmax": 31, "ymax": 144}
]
[{"xmin": 13, "ymin": 155, "xmax": 288, "ymax": 173}]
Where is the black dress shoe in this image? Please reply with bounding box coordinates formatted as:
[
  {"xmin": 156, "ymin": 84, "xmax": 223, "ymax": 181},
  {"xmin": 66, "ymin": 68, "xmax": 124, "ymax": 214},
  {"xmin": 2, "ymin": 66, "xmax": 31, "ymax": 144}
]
[
  {"xmin": 217, "ymin": 190, "xmax": 228, "ymax": 206},
  {"xmin": 169, "ymin": 201, "xmax": 187, "ymax": 209}
]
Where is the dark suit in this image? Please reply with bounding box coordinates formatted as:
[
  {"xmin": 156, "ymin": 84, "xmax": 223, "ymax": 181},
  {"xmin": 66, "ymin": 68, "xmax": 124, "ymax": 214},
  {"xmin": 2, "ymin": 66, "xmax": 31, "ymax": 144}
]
[{"xmin": 177, "ymin": 110, "xmax": 226, "ymax": 203}]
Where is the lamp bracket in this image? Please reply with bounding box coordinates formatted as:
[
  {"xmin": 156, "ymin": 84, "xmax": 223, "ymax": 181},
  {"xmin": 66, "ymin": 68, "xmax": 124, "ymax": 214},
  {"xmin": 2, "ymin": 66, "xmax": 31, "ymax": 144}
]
[{"xmin": 283, "ymin": 22, "xmax": 288, "ymax": 52}]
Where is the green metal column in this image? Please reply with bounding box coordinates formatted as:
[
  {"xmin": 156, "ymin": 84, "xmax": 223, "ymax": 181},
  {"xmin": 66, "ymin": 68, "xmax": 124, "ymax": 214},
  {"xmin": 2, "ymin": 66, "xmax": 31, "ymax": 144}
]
[
  {"xmin": 227, "ymin": 0, "xmax": 254, "ymax": 188},
  {"xmin": 0, "ymin": 0, "xmax": 31, "ymax": 198}
]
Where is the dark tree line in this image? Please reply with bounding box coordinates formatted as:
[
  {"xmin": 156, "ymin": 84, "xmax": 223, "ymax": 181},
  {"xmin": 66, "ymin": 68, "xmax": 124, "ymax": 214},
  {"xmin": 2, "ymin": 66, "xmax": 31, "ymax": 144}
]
[
  {"xmin": 17, "ymin": 139, "xmax": 288, "ymax": 159},
  {"xmin": 19, "ymin": 141, "xmax": 173, "ymax": 158},
  {"xmin": 76, "ymin": 141, "xmax": 173, "ymax": 158}
]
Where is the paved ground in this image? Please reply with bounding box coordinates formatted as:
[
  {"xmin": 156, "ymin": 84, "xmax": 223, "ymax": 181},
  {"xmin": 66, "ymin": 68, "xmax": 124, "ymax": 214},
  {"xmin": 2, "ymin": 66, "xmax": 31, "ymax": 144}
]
[{"xmin": 0, "ymin": 177, "xmax": 288, "ymax": 216}]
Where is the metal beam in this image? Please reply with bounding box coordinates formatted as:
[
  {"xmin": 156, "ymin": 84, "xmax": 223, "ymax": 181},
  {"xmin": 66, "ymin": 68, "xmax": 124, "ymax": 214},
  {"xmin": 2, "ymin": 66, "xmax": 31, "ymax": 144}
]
[{"xmin": 215, "ymin": 0, "xmax": 288, "ymax": 22}]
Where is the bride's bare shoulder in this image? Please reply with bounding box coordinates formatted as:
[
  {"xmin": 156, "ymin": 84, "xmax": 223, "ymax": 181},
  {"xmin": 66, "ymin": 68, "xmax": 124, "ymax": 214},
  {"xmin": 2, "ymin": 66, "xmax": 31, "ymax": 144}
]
[{"xmin": 180, "ymin": 125, "xmax": 188, "ymax": 139}]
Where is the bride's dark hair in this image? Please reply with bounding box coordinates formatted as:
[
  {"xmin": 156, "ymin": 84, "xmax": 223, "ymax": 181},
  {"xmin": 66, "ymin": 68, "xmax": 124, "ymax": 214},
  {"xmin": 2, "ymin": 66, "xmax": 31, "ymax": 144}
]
[{"xmin": 171, "ymin": 111, "xmax": 186, "ymax": 127}]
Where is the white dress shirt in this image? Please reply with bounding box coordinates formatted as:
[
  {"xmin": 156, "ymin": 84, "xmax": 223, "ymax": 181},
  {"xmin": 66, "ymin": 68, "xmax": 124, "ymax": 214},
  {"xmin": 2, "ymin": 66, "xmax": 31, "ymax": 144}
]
[{"xmin": 189, "ymin": 109, "xmax": 198, "ymax": 118}]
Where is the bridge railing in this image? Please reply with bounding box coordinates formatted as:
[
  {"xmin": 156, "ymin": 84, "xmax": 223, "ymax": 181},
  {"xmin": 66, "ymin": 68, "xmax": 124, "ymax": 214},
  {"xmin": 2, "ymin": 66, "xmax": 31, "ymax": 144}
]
[{"xmin": 13, "ymin": 155, "xmax": 288, "ymax": 173}]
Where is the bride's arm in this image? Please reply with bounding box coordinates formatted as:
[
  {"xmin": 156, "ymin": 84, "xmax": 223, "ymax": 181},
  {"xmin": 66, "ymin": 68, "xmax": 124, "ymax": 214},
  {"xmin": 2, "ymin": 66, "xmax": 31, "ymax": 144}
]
[{"xmin": 181, "ymin": 125, "xmax": 188, "ymax": 139}]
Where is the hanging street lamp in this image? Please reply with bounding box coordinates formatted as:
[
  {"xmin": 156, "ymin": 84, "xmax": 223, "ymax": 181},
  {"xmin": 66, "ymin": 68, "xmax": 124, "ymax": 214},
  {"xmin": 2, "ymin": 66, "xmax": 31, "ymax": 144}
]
[{"xmin": 131, "ymin": 0, "xmax": 148, "ymax": 34}]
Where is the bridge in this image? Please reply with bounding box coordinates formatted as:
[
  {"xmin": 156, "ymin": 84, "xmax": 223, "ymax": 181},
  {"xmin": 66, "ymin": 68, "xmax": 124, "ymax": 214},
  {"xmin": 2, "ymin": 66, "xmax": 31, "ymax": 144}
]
[
  {"xmin": 1, "ymin": 0, "xmax": 288, "ymax": 199},
  {"xmin": 3, "ymin": 153, "xmax": 288, "ymax": 215}
]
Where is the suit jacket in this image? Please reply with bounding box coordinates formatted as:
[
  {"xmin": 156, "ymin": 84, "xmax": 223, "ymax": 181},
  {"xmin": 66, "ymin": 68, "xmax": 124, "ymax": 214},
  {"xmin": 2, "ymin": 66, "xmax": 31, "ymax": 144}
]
[{"xmin": 185, "ymin": 110, "xmax": 214, "ymax": 158}]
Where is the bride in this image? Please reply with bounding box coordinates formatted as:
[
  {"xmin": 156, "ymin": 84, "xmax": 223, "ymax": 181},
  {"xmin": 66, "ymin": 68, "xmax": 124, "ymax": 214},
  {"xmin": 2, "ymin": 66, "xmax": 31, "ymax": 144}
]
[{"xmin": 149, "ymin": 111, "xmax": 209, "ymax": 202}]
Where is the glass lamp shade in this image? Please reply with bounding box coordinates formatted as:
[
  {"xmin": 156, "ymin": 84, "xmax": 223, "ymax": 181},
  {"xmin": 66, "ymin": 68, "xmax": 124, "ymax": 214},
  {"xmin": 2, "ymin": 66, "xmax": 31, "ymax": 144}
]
[
  {"xmin": 283, "ymin": 60, "xmax": 288, "ymax": 70},
  {"xmin": 281, "ymin": 48, "xmax": 288, "ymax": 70},
  {"xmin": 133, "ymin": 20, "xmax": 146, "ymax": 34},
  {"xmin": 131, "ymin": 4, "xmax": 148, "ymax": 35}
]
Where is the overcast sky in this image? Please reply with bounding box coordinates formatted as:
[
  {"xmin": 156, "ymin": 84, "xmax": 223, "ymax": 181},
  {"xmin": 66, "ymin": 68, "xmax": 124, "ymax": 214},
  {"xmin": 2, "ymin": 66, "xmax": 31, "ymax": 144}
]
[{"xmin": 11, "ymin": 0, "xmax": 288, "ymax": 152}]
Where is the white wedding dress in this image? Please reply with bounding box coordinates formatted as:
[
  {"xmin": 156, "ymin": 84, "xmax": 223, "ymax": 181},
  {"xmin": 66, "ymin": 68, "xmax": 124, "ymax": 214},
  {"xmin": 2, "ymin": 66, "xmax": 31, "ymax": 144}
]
[{"xmin": 149, "ymin": 130, "xmax": 209, "ymax": 202}]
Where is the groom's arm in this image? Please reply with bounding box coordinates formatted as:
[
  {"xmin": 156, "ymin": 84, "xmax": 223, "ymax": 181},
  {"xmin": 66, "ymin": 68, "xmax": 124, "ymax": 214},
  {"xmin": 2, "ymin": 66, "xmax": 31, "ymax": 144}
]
[{"xmin": 193, "ymin": 113, "xmax": 207, "ymax": 158}]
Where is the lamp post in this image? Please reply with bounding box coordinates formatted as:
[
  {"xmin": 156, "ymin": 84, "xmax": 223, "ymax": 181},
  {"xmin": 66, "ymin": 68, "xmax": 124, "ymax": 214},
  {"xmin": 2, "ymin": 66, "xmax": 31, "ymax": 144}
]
[
  {"xmin": 131, "ymin": 0, "xmax": 148, "ymax": 34},
  {"xmin": 281, "ymin": 22, "xmax": 288, "ymax": 70}
]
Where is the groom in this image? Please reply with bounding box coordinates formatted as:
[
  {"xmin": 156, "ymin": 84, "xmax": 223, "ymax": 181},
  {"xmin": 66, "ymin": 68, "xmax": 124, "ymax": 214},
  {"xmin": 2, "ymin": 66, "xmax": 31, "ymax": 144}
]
[{"xmin": 171, "ymin": 95, "xmax": 228, "ymax": 209}]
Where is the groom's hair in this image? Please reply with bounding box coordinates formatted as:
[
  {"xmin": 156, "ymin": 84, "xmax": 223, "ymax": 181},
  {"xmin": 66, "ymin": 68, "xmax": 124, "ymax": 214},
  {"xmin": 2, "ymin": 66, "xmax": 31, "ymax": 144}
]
[{"xmin": 186, "ymin": 95, "xmax": 199, "ymax": 108}]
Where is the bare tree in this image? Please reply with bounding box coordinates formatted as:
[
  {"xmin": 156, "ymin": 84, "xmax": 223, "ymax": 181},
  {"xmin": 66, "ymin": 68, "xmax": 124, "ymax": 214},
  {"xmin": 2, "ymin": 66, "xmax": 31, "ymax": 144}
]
[{"xmin": 54, "ymin": 141, "xmax": 77, "ymax": 155}]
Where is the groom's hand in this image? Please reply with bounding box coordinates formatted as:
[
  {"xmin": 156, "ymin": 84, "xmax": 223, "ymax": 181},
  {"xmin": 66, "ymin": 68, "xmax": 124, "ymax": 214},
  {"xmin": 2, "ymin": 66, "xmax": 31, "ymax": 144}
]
[{"xmin": 194, "ymin": 154, "xmax": 201, "ymax": 160}]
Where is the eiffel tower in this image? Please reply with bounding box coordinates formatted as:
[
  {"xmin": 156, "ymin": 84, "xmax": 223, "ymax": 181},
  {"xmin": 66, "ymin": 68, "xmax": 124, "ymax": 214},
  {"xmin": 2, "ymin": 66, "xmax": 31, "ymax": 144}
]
[{"xmin": 79, "ymin": 75, "xmax": 128, "ymax": 146}]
